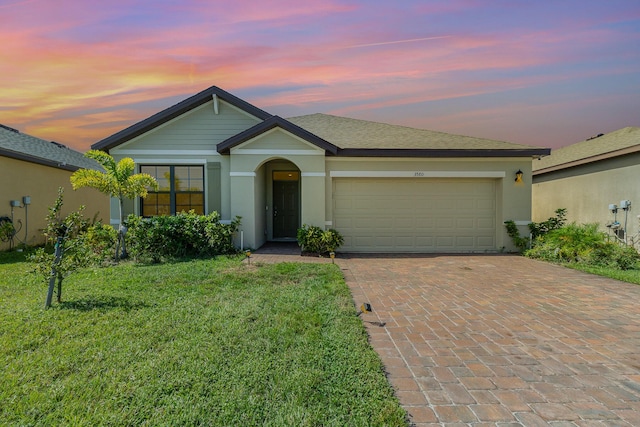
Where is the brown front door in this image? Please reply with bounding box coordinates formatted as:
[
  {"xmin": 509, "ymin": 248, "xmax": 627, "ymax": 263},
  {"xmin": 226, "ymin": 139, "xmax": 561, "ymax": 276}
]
[{"xmin": 273, "ymin": 172, "xmax": 299, "ymax": 239}]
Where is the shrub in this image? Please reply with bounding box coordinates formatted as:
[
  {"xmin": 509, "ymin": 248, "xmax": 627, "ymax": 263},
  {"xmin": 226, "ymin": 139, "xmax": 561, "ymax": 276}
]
[
  {"xmin": 505, "ymin": 208, "xmax": 567, "ymax": 252},
  {"xmin": 126, "ymin": 211, "xmax": 240, "ymax": 262},
  {"xmin": 297, "ymin": 225, "xmax": 344, "ymax": 255},
  {"xmin": 529, "ymin": 208, "xmax": 567, "ymax": 239},
  {"xmin": 526, "ymin": 223, "xmax": 640, "ymax": 270},
  {"xmin": 83, "ymin": 222, "xmax": 118, "ymax": 264},
  {"xmin": 0, "ymin": 218, "xmax": 15, "ymax": 243}
]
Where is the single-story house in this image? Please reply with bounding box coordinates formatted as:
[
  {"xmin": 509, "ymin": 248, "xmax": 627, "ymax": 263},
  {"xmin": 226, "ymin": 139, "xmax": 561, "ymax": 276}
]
[
  {"xmin": 0, "ymin": 124, "xmax": 109, "ymax": 250},
  {"xmin": 93, "ymin": 86, "xmax": 549, "ymax": 253},
  {"xmin": 533, "ymin": 127, "xmax": 640, "ymax": 241}
]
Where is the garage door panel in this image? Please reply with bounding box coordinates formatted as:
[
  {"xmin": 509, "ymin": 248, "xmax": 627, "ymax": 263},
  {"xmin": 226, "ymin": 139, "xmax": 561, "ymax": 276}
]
[
  {"xmin": 373, "ymin": 217, "xmax": 393, "ymax": 229},
  {"xmin": 477, "ymin": 218, "xmax": 495, "ymax": 229},
  {"xmin": 333, "ymin": 178, "xmax": 497, "ymax": 252},
  {"xmin": 456, "ymin": 236, "xmax": 474, "ymax": 246},
  {"xmin": 394, "ymin": 198, "xmax": 414, "ymax": 209},
  {"xmin": 395, "ymin": 236, "xmax": 415, "ymax": 246},
  {"xmin": 477, "ymin": 199, "xmax": 495, "ymax": 210},
  {"xmin": 415, "ymin": 236, "xmax": 434, "ymax": 246},
  {"xmin": 477, "ymin": 236, "xmax": 495, "ymax": 246},
  {"xmin": 334, "ymin": 217, "xmax": 352, "ymax": 228},
  {"xmin": 355, "ymin": 218, "xmax": 377, "ymax": 229},
  {"xmin": 456, "ymin": 218, "xmax": 474, "ymax": 229},
  {"xmin": 415, "ymin": 217, "xmax": 435, "ymax": 228},
  {"xmin": 375, "ymin": 236, "xmax": 394, "ymax": 246},
  {"xmin": 436, "ymin": 236, "xmax": 454, "ymax": 247},
  {"xmin": 395, "ymin": 217, "xmax": 414, "ymax": 229},
  {"xmin": 456, "ymin": 199, "xmax": 475, "ymax": 210},
  {"xmin": 334, "ymin": 198, "xmax": 353, "ymax": 210},
  {"xmin": 437, "ymin": 218, "xmax": 455, "ymax": 228}
]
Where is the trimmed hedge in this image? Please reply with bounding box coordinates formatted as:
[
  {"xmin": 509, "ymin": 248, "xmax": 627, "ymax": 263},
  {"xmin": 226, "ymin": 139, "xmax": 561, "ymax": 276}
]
[{"xmin": 126, "ymin": 211, "xmax": 240, "ymax": 262}]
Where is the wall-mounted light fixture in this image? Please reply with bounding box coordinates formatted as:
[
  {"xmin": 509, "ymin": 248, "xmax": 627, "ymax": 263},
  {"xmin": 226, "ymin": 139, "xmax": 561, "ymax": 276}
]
[{"xmin": 515, "ymin": 169, "xmax": 524, "ymax": 183}]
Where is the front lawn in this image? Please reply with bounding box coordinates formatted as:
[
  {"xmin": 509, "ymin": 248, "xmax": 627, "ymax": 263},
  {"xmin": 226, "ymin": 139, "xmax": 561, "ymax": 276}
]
[{"xmin": 0, "ymin": 253, "xmax": 406, "ymax": 426}]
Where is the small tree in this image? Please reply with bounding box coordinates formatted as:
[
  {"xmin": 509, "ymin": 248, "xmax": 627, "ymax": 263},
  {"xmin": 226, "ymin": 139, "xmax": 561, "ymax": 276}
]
[
  {"xmin": 70, "ymin": 150, "xmax": 158, "ymax": 259},
  {"xmin": 31, "ymin": 188, "xmax": 91, "ymax": 308}
]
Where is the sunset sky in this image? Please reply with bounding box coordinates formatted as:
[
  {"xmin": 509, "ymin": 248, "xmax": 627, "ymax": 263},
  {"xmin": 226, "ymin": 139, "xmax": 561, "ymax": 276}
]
[{"xmin": 2, "ymin": 0, "xmax": 639, "ymax": 151}]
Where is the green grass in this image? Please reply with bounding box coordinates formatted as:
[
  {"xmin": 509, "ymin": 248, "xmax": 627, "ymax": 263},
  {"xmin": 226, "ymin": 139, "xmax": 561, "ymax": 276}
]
[
  {"xmin": 565, "ymin": 262, "xmax": 640, "ymax": 285},
  {"xmin": 0, "ymin": 253, "xmax": 407, "ymax": 426}
]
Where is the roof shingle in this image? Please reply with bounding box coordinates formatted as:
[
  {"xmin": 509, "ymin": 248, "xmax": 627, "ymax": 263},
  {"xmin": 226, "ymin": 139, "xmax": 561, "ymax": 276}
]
[
  {"xmin": 533, "ymin": 127, "xmax": 640, "ymax": 173},
  {"xmin": 0, "ymin": 125, "xmax": 101, "ymax": 171},
  {"xmin": 287, "ymin": 113, "xmax": 546, "ymax": 151}
]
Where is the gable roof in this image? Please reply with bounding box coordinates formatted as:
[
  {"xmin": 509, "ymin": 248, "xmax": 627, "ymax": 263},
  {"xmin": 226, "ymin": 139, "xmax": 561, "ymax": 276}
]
[
  {"xmin": 533, "ymin": 127, "xmax": 640, "ymax": 175},
  {"xmin": 287, "ymin": 113, "xmax": 549, "ymax": 157},
  {"xmin": 92, "ymin": 86, "xmax": 272, "ymax": 152},
  {"xmin": 217, "ymin": 116, "xmax": 338, "ymax": 155},
  {"xmin": 92, "ymin": 86, "xmax": 549, "ymax": 158},
  {"xmin": 0, "ymin": 124, "xmax": 101, "ymax": 171}
]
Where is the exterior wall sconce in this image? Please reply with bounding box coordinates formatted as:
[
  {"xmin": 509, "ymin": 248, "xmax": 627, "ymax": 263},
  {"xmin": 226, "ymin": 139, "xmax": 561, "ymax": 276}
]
[{"xmin": 515, "ymin": 169, "xmax": 524, "ymax": 183}]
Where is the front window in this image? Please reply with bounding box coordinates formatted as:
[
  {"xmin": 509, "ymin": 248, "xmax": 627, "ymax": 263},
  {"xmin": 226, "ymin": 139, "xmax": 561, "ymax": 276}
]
[{"xmin": 140, "ymin": 165, "xmax": 204, "ymax": 216}]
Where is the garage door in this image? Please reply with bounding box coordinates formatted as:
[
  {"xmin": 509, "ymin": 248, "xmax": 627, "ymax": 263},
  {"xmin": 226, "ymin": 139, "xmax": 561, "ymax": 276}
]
[{"xmin": 333, "ymin": 178, "xmax": 497, "ymax": 252}]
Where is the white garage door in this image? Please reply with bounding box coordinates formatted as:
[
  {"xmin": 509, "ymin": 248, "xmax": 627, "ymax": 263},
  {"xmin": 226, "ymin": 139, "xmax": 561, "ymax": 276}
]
[{"xmin": 333, "ymin": 178, "xmax": 497, "ymax": 252}]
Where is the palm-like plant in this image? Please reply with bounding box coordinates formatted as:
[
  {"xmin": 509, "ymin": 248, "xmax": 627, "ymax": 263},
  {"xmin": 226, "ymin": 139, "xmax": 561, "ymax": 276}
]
[{"xmin": 71, "ymin": 150, "xmax": 158, "ymax": 259}]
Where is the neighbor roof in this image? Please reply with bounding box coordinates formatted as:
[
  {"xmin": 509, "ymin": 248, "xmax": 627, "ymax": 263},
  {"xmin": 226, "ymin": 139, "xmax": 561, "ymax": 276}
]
[
  {"xmin": 287, "ymin": 113, "xmax": 549, "ymax": 157},
  {"xmin": 0, "ymin": 124, "xmax": 100, "ymax": 171},
  {"xmin": 92, "ymin": 86, "xmax": 272, "ymax": 152},
  {"xmin": 533, "ymin": 127, "xmax": 640, "ymax": 175}
]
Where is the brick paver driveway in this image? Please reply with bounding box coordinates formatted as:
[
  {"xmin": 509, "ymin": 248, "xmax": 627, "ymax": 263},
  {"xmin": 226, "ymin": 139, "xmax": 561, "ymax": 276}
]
[{"xmin": 253, "ymin": 249, "xmax": 640, "ymax": 426}]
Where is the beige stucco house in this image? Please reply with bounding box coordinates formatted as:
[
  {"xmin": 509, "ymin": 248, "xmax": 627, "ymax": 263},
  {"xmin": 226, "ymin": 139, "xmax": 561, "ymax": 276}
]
[
  {"xmin": 93, "ymin": 86, "xmax": 549, "ymax": 253},
  {"xmin": 0, "ymin": 124, "xmax": 109, "ymax": 251},
  {"xmin": 533, "ymin": 127, "xmax": 640, "ymax": 242}
]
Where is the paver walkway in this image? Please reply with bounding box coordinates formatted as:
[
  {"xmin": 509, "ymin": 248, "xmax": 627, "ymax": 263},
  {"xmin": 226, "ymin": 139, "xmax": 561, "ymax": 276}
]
[{"xmin": 252, "ymin": 248, "xmax": 640, "ymax": 426}]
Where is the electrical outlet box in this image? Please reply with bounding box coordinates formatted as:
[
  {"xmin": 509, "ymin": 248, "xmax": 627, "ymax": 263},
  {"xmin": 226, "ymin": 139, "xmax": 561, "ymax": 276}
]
[
  {"xmin": 609, "ymin": 204, "xmax": 617, "ymax": 211},
  {"xmin": 10, "ymin": 200, "xmax": 21, "ymax": 207},
  {"xmin": 22, "ymin": 196, "xmax": 31, "ymax": 205},
  {"xmin": 620, "ymin": 200, "xmax": 631, "ymax": 209}
]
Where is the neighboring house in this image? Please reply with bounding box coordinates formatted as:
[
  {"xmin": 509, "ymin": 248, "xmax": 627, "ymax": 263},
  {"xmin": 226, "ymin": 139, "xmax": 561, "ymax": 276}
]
[
  {"xmin": 0, "ymin": 124, "xmax": 109, "ymax": 250},
  {"xmin": 93, "ymin": 86, "xmax": 549, "ymax": 253},
  {"xmin": 533, "ymin": 127, "xmax": 640, "ymax": 241}
]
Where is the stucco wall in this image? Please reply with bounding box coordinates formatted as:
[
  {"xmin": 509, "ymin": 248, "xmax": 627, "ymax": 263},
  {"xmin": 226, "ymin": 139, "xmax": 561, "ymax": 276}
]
[
  {"xmin": 533, "ymin": 159, "xmax": 640, "ymax": 240},
  {"xmin": 0, "ymin": 156, "xmax": 109, "ymax": 250}
]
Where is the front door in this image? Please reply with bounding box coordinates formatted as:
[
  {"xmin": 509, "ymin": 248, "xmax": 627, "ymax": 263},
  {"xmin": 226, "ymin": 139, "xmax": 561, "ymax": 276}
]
[{"xmin": 273, "ymin": 171, "xmax": 300, "ymax": 239}]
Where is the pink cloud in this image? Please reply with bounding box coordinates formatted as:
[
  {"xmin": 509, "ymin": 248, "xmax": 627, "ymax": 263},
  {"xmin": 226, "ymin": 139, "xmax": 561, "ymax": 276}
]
[{"xmin": 0, "ymin": 0, "xmax": 637, "ymax": 152}]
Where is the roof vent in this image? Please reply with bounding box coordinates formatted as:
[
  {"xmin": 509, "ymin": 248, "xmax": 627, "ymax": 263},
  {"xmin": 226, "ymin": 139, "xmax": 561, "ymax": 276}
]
[
  {"xmin": 50, "ymin": 141, "xmax": 67, "ymax": 149},
  {"xmin": 0, "ymin": 124, "xmax": 19, "ymax": 133},
  {"xmin": 587, "ymin": 133, "xmax": 604, "ymax": 141}
]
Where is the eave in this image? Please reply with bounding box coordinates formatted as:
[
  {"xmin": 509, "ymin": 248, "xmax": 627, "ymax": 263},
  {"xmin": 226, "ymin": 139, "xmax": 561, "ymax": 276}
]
[
  {"xmin": 337, "ymin": 148, "xmax": 551, "ymax": 158},
  {"xmin": 0, "ymin": 147, "xmax": 80, "ymax": 171}
]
